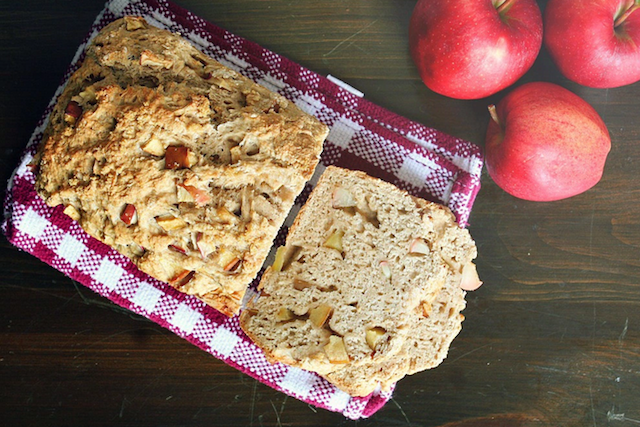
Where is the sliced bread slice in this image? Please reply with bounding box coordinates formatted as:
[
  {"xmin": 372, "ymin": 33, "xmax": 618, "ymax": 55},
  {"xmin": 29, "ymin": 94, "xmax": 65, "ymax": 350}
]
[{"xmin": 240, "ymin": 166, "xmax": 478, "ymax": 378}]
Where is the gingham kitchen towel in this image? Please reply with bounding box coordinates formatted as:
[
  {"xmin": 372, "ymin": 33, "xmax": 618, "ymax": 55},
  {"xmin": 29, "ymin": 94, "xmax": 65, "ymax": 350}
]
[{"xmin": 2, "ymin": 0, "xmax": 483, "ymax": 419}]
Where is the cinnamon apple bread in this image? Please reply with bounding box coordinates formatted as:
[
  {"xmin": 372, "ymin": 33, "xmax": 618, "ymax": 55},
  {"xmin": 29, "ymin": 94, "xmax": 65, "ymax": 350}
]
[
  {"xmin": 35, "ymin": 16, "xmax": 328, "ymax": 316},
  {"xmin": 239, "ymin": 166, "xmax": 480, "ymax": 383}
]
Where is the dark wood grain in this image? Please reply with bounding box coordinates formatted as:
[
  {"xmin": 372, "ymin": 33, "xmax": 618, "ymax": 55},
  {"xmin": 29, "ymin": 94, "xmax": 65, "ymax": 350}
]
[{"xmin": 3, "ymin": 1, "xmax": 640, "ymax": 426}]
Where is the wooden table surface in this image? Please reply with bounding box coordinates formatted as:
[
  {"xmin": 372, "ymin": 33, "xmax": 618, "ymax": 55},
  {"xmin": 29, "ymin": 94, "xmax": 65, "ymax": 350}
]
[{"xmin": 2, "ymin": 1, "xmax": 640, "ymax": 426}]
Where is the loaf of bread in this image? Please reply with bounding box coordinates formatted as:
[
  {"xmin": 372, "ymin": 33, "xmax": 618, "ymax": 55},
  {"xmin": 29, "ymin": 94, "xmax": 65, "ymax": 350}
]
[
  {"xmin": 35, "ymin": 16, "xmax": 328, "ymax": 316},
  {"xmin": 239, "ymin": 166, "xmax": 480, "ymax": 388}
]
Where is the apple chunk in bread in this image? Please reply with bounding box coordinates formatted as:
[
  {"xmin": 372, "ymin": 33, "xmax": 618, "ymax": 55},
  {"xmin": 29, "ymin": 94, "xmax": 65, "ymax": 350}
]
[
  {"xmin": 141, "ymin": 137, "xmax": 165, "ymax": 156},
  {"xmin": 156, "ymin": 215, "xmax": 187, "ymax": 231},
  {"xmin": 165, "ymin": 145, "xmax": 196, "ymax": 169},
  {"xmin": 460, "ymin": 262, "xmax": 483, "ymax": 291},
  {"xmin": 409, "ymin": 238, "xmax": 430, "ymax": 255},
  {"xmin": 365, "ymin": 327, "xmax": 387, "ymax": 350},
  {"xmin": 64, "ymin": 101, "xmax": 82, "ymax": 124},
  {"xmin": 323, "ymin": 230, "xmax": 344, "ymax": 252},
  {"xmin": 177, "ymin": 184, "xmax": 211, "ymax": 206},
  {"xmin": 120, "ymin": 203, "xmax": 137, "ymax": 225},
  {"xmin": 332, "ymin": 187, "xmax": 357, "ymax": 208},
  {"xmin": 276, "ymin": 307, "xmax": 296, "ymax": 322},
  {"xmin": 324, "ymin": 335, "xmax": 350, "ymax": 364},
  {"xmin": 309, "ymin": 304, "xmax": 333, "ymax": 328}
]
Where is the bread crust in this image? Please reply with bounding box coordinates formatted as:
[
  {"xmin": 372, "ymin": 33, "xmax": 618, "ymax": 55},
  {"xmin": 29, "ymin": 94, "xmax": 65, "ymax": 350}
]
[{"xmin": 35, "ymin": 17, "xmax": 327, "ymax": 316}]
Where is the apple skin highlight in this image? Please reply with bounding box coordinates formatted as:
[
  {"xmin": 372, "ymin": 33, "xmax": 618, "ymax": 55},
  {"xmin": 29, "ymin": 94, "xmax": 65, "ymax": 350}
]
[
  {"xmin": 409, "ymin": 0, "xmax": 543, "ymax": 99},
  {"xmin": 485, "ymin": 82, "xmax": 611, "ymax": 202}
]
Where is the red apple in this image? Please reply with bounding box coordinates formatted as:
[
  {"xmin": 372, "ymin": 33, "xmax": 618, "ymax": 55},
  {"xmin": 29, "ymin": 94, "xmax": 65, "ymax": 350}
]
[
  {"xmin": 409, "ymin": 0, "xmax": 543, "ymax": 99},
  {"xmin": 544, "ymin": 0, "xmax": 640, "ymax": 88},
  {"xmin": 485, "ymin": 82, "xmax": 611, "ymax": 201}
]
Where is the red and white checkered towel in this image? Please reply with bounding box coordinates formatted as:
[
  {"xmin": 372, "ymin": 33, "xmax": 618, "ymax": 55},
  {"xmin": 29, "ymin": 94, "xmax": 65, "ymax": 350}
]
[{"xmin": 2, "ymin": 0, "xmax": 483, "ymax": 419}]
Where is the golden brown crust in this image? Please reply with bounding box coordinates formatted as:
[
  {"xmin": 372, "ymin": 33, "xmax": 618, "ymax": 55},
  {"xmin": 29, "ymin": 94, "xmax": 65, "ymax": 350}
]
[{"xmin": 35, "ymin": 17, "xmax": 327, "ymax": 316}]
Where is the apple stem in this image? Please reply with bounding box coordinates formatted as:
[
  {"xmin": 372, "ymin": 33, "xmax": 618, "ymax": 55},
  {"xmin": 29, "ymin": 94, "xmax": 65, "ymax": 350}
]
[
  {"xmin": 615, "ymin": 2, "xmax": 640, "ymax": 28},
  {"xmin": 495, "ymin": 0, "xmax": 516, "ymax": 15},
  {"xmin": 488, "ymin": 104, "xmax": 501, "ymax": 128}
]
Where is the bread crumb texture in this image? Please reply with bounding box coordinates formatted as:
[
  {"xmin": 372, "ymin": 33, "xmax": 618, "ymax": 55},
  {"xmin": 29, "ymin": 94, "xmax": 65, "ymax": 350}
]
[
  {"xmin": 35, "ymin": 17, "xmax": 328, "ymax": 316},
  {"xmin": 240, "ymin": 166, "xmax": 478, "ymax": 395}
]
